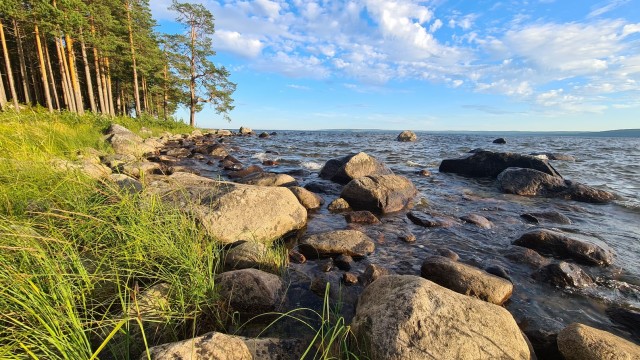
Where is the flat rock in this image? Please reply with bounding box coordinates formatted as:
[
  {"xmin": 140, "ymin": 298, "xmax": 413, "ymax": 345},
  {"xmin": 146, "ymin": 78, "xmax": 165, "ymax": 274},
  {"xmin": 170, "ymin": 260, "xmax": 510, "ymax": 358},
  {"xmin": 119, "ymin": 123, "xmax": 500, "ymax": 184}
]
[
  {"xmin": 298, "ymin": 230, "xmax": 375, "ymax": 258},
  {"xmin": 407, "ymin": 211, "xmax": 458, "ymax": 228},
  {"xmin": 514, "ymin": 229, "xmax": 613, "ymax": 266},
  {"xmin": 350, "ymin": 275, "xmax": 531, "ymax": 359},
  {"xmin": 341, "ymin": 174, "xmax": 417, "ymax": 214},
  {"xmin": 227, "ymin": 165, "xmax": 263, "ymax": 179},
  {"xmin": 216, "ymin": 268, "xmax": 284, "ymax": 315},
  {"xmin": 557, "ymin": 323, "xmax": 640, "ymax": 360},
  {"xmin": 460, "ymin": 213, "xmax": 493, "ymax": 229},
  {"xmin": 439, "ymin": 150, "xmax": 561, "ymax": 178},
  {"xmin": 146, "ymin": 173, "xmax": 307, "ymax": 244},
  {"xmin": 420, "ymin": 256, "xmax": 513, "ymax": 305},
  {"xmin": 141, "ymin": 332, "xmax": 252, "ymax": 360},
  {"xmin": 236, "ymin": 172, "xmax": 297, "ymax": 187},
  {"xmin": 533, "ymin": 262, "xmax": 594, "ymax": 288},
  {"xmin": 288, "ymin": 186, "xmax": 324, "ymax": 210},
  {"xmin": 344, "ymin": 210, "xmax": 380, "ymax": 224},
  {"xmin": 319, "ymin": 152, "xmax": 393, "ymax": 184}
]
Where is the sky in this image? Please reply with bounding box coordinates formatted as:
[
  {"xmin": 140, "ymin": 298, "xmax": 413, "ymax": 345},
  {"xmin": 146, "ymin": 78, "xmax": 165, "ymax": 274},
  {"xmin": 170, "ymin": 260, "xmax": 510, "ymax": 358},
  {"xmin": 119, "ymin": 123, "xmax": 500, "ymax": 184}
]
[{"xmin": 152, "ymin": 0, "xmax": 640, "ymax": 131}]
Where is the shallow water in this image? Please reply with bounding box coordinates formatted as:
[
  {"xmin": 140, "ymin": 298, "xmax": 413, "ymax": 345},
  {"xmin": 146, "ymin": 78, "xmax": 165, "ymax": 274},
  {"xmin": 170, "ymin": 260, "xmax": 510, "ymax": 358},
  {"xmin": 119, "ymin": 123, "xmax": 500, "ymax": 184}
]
[{"xmin": 182, "ymin": 131, "xmax": 640, "ymax": 346}]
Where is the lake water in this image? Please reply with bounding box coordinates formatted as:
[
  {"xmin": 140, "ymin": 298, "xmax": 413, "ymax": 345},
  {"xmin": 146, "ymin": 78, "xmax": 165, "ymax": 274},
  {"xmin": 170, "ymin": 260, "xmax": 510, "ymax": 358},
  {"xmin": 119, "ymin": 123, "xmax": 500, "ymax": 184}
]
[{"xmin": 181, "ymin": 130, "xmax": 640, "ymax": 347}]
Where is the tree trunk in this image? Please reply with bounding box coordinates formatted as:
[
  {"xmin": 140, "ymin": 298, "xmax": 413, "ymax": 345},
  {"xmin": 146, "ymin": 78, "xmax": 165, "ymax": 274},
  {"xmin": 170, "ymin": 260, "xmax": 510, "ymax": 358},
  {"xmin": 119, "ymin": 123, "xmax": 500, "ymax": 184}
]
[
  {"xmin": 56, "ymin": 36, "xmax": 75, "ymax": 112},
  {"xmin": 125, "ymin": 0, "xmax": 141, "ymax": 117},
  {"xmin": 0, "ymin": 68, "xmax": 7, "ymax": 110},
  {"xmin": 13, "ymin": 20, "xmax": 31, "ymax": 104},
  {"xmin": 163, "ymin": 63, "xmax": 168, "ymax": 120},
  {"xmin": 105, "ymin": 57, "xmax": 115, "ymax": 116},
  {"xmin": 0, "ymin": 19, "xmax": 20, "ymax": 112},
  {"xmin": 93, "ymin": 48, "xmax": 105, "ymax": 114},
  {"xmin": 189, "ymin": 19, "xmax": 197, "ymax": 127},
  {"xmin": 35, "ymin": 25, "xmax": 54, "ymax": 112},
  {"xmin": 65, "ymin": 34, "xmax": 84, "ymax": 115},
  {"xmin": 79, "ymin": 30, "xmax": 96, "ymax": 113},
  {"xmin": 43, "ymin": 35, "xmax": 61, "ymax": 110}
]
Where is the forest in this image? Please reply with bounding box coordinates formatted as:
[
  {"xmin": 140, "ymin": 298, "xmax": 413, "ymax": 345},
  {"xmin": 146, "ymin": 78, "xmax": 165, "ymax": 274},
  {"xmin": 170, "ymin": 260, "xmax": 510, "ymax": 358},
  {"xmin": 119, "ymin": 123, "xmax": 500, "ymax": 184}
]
[{"xmin": 0, "ymin": 0, "xmax": 235, "ymax": 126}]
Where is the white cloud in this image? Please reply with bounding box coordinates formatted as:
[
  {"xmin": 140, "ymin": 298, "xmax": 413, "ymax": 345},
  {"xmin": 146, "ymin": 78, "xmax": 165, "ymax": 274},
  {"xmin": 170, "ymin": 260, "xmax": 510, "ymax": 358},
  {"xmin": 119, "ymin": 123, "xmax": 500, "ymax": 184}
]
[
  {"xmin": 430, "ymin": 19, "xmax": 443, "ymax": 33},
  {"xmin": 587, "ymin": 0, "xmax": 630, "ymax": 18},
  {"xmin": 214, "ymin": 30, "xmax": 264, "ymax": 58}
]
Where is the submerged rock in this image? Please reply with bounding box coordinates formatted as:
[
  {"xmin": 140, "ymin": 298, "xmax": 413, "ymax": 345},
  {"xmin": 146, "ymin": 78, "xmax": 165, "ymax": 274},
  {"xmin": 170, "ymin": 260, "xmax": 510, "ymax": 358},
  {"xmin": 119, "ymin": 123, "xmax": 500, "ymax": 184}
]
[
  {"xmin": 439, "ymin": 150, "xmax": 561, "ymax": 178},
  {"xmin": 503, "ymin": 246, "xmax": 551, "ymax": 268},
  {"xmin": 319, "ymin": 152, "xmax": 393, "ymax": 184},
  {"xmin": 606, "ymin": 306, "xmax": 640, "ymax": 339},
  {"xmin": 350, "ymin": 275, "xmax": 531, "ymax": 359},
  {"xmin": 460, "ymin": 213, "xmax": 493, "ymax": 229},
  {"xmin": 557, "ymin": 323, "xmax": 640, "ymax": 360},
  {"xmin": 396, "ymin": 130, "xmax": 417, "ymax": 142},
  {"xmin": 407, "ymin": 211, "xmax": 458, "ymax": 228},
  {"xmin": 141, "ymin": 331, "xmax": 252, "ymax": 360},
  {"xmin": 298, "ymin": 230, "xmax": 375, "ymax": 258},
  {"xmin": 533, "ymin": 262, "xmax": 594, "ymax": 288},
  {"xmin": 514, "ymin": 229, "xmax": 613, "ymax": 266},
  {"xmin": 520, "ymin": 210, "xmax": 572, "ymax": 225},
  {"xmin": 216, "ymin": 268, "xmax": 284, "ymax": 315},
  {"xmin": 420, "ymin": 256, "xmax": 513, "ymax": 305},
  {"xmin": 360, "ymin": 264, "xmax": 390, "ymax": 286},
  {"xmin": 344, "ymin": 210, "xmax": 380, "ymax": 224},
  {"xmin": 497, "ymin": 167, "xmax": 566, "ymax": 196},
  {"xmin": 341, "ymin": 174, "xmax": 417, "ymax": 214}
]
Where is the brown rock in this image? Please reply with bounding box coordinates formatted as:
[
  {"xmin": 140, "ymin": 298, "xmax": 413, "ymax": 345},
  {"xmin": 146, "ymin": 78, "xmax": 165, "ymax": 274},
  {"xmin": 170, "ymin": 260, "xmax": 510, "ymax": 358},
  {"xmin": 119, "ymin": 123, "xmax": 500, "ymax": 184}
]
[
  {"xmin": 298, "ymin": 230, "xmax": 375, "ymax": 258},
  {"xmin": 344, "ymin": 210, "xmax": 380, "ymax": 224},
  {"xmin": 341, "ymin": 174, "xmax": 417, "ymax": 214},
  {"xmin": 557, "ymin": 323, "xmax": 640, "ymax": 360}
]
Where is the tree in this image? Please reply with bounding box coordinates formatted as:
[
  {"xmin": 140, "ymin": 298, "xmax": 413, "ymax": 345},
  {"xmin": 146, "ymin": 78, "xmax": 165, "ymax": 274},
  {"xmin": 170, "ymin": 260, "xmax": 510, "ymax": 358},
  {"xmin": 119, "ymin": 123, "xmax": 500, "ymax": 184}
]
[{"xmin": 169, "ymin": 0, "xmax": 235, "ymax": 127}]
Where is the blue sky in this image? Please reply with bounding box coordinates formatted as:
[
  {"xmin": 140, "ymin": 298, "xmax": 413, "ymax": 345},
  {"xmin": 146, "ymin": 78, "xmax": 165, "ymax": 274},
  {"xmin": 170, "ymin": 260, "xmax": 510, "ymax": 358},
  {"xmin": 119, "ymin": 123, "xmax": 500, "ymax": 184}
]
[{"xmin": 152, "ymin": 0, "xmax": 640, "ymax": 131}]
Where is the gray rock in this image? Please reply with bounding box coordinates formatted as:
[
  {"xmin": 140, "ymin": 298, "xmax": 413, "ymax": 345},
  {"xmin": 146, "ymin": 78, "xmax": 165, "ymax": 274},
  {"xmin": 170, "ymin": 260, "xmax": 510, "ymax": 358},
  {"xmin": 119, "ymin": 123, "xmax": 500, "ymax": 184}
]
[
  {"xmin": 421, "ymin": 256, "xmax": 513, "ymax": 305},
  {"xmin": 216, "ymin": 268, "xmax": 284, "ymax": 315},
  {"xmin": 240, "ymin": 337, "xmax": 306, "ymax": 360},
  {"xmin": 566, "ymin": 183, "xmax": 616, "ymax": 203},
  {"xmin": 436, "ymin": 248, "xmax": 460, "ymax": 261},
  {"xmin": 351, "ymin": 275, "xmax": 531, "ymax": 359},
  {"xmin": 493, "ymin": 137, "xmax": 507, "ymax": 144},
  {"xmin": 224, "ymin": 241, "xmax": 277, "ymax": 271},
  {"xmin": 334, "ymin": 254, "xmax": 354, "ymax": 271},
  {"xmin": 503, "ymin": 246, "xmax": 551, "ymax": 268},
  {"xmin": 497, "ymin": 167, "xmax": 566, "ymax": 196},
  {"xmin": 521, "ymin": 210, "xmax": 572, "ymax": 225},
  {"xmin": 407, "ymin": 211, "xmax": 458, "ymax": 228},
  {"xmin": 607, "ymin": 306, "xmax": 640, "ymax": 339},
  {"xmin": 397, "ymin": 130, "xmax": 417, "ymax": 142},
  {"xmin": 288, "ymin": 186, "xmax": 324, "ymax": 210},
  {"xmin": 106, "ymin": 124, "xmax": 157, "ymax": 157},
  {"xmin": 533, "ymin": 262, "xmax": 594, "ymax": 288},
  {"xmin": 341, "ymin": 174, "xmax": 417, "ymax": 214},
  {"xmin": 165, "ymin": 147, "xmax": 191, "ymax": 157},
  {"xmin": 236, "ymin": 172, "xmax": 297, "ymax": 187},
  {"xmin": 141, "ymin": 332, "xmax": 252, "ymax": 360},
  {"xmin": 298, "ymin": 230, "xmax": 375, "ymax": 258},
  {"xmin": 359, "ymin": 264, "xmax": 390, "ymax": 286},
  {"xmin": 557, "ymin": 323, "xmax": 640, "ymax": 360},
  {"xmin": 460, "ymin": 213, "xmax": 493, "ymax": 229},
  {"xmin": 319, "ymin": 152, "xmax": 393, "ymax": 184},
  {"xmin": 439, "ymin": 150, "xmax": 561, "ymax": 178},
  {"xmin": 109, "ymin": 174, "xmax": 143, "ymax": 194},
  {"xmin": 119, "ymin": 161, "xmax": 163, "ymax": 178},
  {"xmin": 514, "ymin": 229, "xmax": 613, "ymax": 266}
]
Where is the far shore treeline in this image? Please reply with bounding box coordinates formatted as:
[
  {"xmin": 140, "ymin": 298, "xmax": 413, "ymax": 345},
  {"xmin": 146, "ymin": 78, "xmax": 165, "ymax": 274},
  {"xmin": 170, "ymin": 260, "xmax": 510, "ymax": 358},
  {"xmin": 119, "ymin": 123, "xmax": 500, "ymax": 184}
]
[{"xmin": 0, "ymin": 0, "xmax": 235, "ymax": 127}]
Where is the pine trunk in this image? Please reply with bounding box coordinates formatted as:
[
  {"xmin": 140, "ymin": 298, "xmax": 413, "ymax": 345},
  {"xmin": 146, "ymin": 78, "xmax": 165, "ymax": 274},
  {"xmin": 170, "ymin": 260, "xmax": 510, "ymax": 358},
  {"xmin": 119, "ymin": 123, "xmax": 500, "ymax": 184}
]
[
  {"xmin": 105, "ymin": 57, "xmax": 115, "ymax": 116},
  {"xmin": 163, "ymin": 63, "xmax": 168, "ymax": 120},
  {"xmin": 43, "ymin": 36, "xmax": 61, "ymax": 110},
  {"xmin": 0, "ymin": 69, "xmax": 7, "ymax": 110},
  {"xmin": 126, "ymin": 1, "xmax": 141, "ymax": 117},
  {"xmin": 13, "ymin": 20, "xmax": 31, "ymax": 104},
  {"xmin": 34, "ymin": 24, "xmax": 53, "ymax": 112},
  {"xmin": 79, "ymin": 32, "xmax": 96, "ymax": 113},
  {"xmin": 56, "ymin": 36, "xmax": 75, "ymax": 112},
  {"xmin": 189, "ymin": 22, "xmax": 197, "ymax": 127},
  {"xmin": 66, "ymin": 34, "xmax": 84, "ymax": 115},
  {"xmin": 0, "ymin": 19, "xmax": 20, "ymax": 112}
]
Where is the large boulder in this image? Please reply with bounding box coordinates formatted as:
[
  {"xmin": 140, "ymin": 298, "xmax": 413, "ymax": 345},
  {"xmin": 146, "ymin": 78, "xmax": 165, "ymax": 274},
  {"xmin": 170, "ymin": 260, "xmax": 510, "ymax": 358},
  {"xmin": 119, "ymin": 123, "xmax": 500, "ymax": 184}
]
[
  {"xmin": 216, "ymin": 268, "xmax": 284, "ymax": 315},
  {"xmin": 497, "ymin": 167, "xmax": 567, "ymax": 196},
  {"xmin": 514, "ymin": 229, "xmax": 613, "ymax": 266},
  {"xmin": 341, "ymin": 174, "xmax": 417, "ymax": 214},
  {"xmin": 420, "ymin": 256, "xmax": 513, "ymax": 305},
  {"xmin": 106, "ymin": 124, "xmax": 157, "ymax": 157},
  {"xmin": 557, "ymin": 323, "xmax": 640, "ymax": 360},
  {"xmin": 319, "ymin": 152, "xmax": 393, "ymax": 184},
  {"xmin": 298, "ymin": 230, "xmax": 375, "ymax": 258},
  {"xmin": 288, "ymin": 186, "xmax": 324, "ymax": 210},
  {"xmin": 396, "ymin": 130, "xmax": 417, "ymax": 142},
  {"xmin": 146, "ymin": 173, "xmax": 307, "ymax": 244},
  {"xmin": 239, "ymin": 126, "xmax": 253, "ymax": 135},
  {"xmin": 439, "ymin": 150, "xmax": 561, "ymax": 178},
  {"xmin": 140, "ymin": 332, "xmax": 252, "ymax": 360},
  {"xmin": 351, "ymin": 275, "xmax": 531, "ymax": 360}
]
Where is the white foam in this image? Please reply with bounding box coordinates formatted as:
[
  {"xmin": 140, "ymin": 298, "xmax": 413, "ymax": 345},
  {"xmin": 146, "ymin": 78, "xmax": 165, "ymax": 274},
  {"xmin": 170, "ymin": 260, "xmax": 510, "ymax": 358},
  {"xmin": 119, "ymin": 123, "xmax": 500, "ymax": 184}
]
[
  {"xmin": 301, "ymin": 161, "xmax": 323, "ymax": 171},
  {"xmin": 252, "ymin": 152, "xmax": 279, "ymax": 162},
  {"xmin": 406, "ymin": 160, "xmax": 423, "ymax": 167}
]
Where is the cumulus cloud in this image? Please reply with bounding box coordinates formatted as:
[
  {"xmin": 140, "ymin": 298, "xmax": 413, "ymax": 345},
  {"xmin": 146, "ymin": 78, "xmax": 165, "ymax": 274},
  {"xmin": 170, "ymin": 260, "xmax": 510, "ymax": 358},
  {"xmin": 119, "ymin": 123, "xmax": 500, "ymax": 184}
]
[{"xmin": 214, "ymin": 30, "xmax": 265, "ymax": 58}]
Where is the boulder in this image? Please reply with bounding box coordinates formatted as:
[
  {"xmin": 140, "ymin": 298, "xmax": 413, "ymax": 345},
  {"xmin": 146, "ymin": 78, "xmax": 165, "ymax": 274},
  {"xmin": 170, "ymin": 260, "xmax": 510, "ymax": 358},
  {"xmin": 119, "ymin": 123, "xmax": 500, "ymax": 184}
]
[
  {"xmin": 109, "ymin": 174, "xmax": 143, "ymax": 194},
  {"xmin": 607, "ymin": 306, "xmax": 640, "ymax": 339},
  {"xmin": 304, "ymin": 180, "xmax": 342, "ymax": 195},
  {"xmin": 217, "ymin": 129, "xmax": 233, "ymax": 136},
  {"xmin": 407, "ymin": 211, "xmax": 458, "ymax": 228},
  {"xmin": 288, "ymin": 186, "xmax": 323, "ymax": 210},
  {"xmin": 493, "ymin": 137, "xmax": 507, "ymax": 144},
  {"xmin": 503, "ymin": 246, "xmax": 551, "ymax": 268},
  {"xmin": 140, "ymin": 332, "xmax": 252, "ymax": 360},
  {"xmin": 566, "ymin": 183, "xmax": 616, "ymax": 203},
  {"xmin": 298, "ymin": 230, "xmax": 375, "ymax": 258},
  {"xmin": 216, "ymin": 268, "xmax": 284, "ymax": 315},
  {"xmin": 224, "ymin": 241, "xmax": 277, "ymax": 271},
  {"xmin": 240, "ymin": 337, "xmax": 306, "ymax": 360},
  {"xmin": 396, "ymin": 130, "xmax": 417, "ymax": 142},
  {"xmin": 359, "ymin": 264, "xmax": 390, "ymax": 286},
  {"xmin": 344, "ymin": 210, "xmax": 380, "ymax": 224},
  {"xmin": 439, "ymin": 150, "xmax": 561, "ymax": 178},
  {"xmin": 341, "ymin": 174, "xmax": 417, "ymax": 214},
  {"xmin": 146, "ymin": 173, "xmax": 307, "ymax": 244},
  {"xmin": 533, "ymin": 262, "xmax": 594, "ymax": 288},
  {"xmin": 520, "ymin": 211, "xmax": 572, "ymax": 225},
  {"xmin": 106, "ymin": 124, "xmax": 157, "ymax": 157},
  {"xmin": 327, "ymin": 198, "xmax": 351, "ymax": 212},
  {"xmin": 319, "ymin": 152, "xmax": 393, "ymax": 184},
  {"xmin": 513, "ymin": 229, "xmax": 613, "ymax": 266},
  {"xmin": 118, "ymin": 161, "xmax": 163, "ymax": 178},
  {"xmin": 227, "ymin": 165, "xmax": 263, "ymax": 179},
  {"xmin": 194, "ymin": 143, "xmax": 228, "ymax": 158},
  {"xmin": 557, "ymin": 323, "xmax": 640, "ymax": 360},
  {"xmin": 236, "ymin": 172, "xmax": 297, "ymax": 187},
  {"xmin": 258, "ymin": 132, "xmax": 270, "ymax": 138},
  {"xmin": 165, "ymin": 147, "xmax": 192, "ymax": 157},
  {"xmin": 351, "ymin": 275, "xmax": 531, "ymax": 360},
  {"xmin": 436, "ymin": 248, "xmax": 460, "ymax": 261},
  {"xmin": 239, "ymin": 126, "xmax": 253, "ymax": 135},
  {"xmin": 497, "ymin": 167, "xmax": 567, "ymax": 196},
  {"xmin": 420, "ymin": 256, "xmax": 513, "ymax": 305},
  {"xmin": 460, "ymin": 213, "xmax": 493, "ymax": 229}
]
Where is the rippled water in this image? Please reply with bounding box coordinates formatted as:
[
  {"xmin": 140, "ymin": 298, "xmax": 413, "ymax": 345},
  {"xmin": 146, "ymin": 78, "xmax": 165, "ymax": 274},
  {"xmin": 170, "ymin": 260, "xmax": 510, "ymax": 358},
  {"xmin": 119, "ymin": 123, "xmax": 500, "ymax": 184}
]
[{"xmin": 186, "ymin": 130, "xmax": 640, "ymax": 346}]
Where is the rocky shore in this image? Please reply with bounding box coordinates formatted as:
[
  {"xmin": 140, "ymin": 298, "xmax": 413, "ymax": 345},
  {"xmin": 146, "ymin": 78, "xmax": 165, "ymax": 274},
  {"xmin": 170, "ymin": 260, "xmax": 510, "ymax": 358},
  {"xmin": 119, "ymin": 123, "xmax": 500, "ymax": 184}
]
[{"xmin": 74, "ymin": 124, "xmax": 638, "ymax": 359}]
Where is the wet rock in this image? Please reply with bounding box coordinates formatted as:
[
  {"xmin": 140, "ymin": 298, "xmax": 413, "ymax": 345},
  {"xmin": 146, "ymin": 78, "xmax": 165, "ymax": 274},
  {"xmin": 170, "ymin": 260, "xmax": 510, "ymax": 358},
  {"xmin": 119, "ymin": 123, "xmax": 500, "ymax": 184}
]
[
  {"xmin": 421, "ymin": 256, "xmax": 513, "ymax": 305},
  {"xmin": 460, "ymin": 213, "xmax": 493, "ymax": 229},
  {"xmin": 436, "ymin": 248, "xmax": 460, "ymax": 261},
  {"xmin": 239, "ymin": 126, "xmax": 253, "ymax": 135},
  {"xmin": 557, "ymin": 323, "xmax": 640, "ymax": 360},
  {"xmin": 606, "ymin": 306, "xmax": 640, "ymax": 339},
  {"xmin": 398, "ymin": 231, "xmax": 416, "ymax": 243},
  {"xmin": 517, "ymin": 316, "xmax": 565, "ymax": 360},
  {"xmin": 109, "ymin": 174, "xmax": 143, "ymax": 194},
  {"xmin": 418, "ymin": 169, "xmax": 431, "ymax": 176},
  {"xmin": 327, "ymin": 198, "xmax": 351, "ymax": 212},
  {"xmin": 165, "ymin": 147, "xmax": 192, "ymax": 157},
  {"xmin": 439, "ymin": 150, "xmax": 561, "ymax": 178},
  {"xmin": 298, "ymin": 230, "xmax": 375, "ymax": 258},
  {"xmin": 319, "ymin": 258, "xmax": 334, "ymax": 272},
  {"xmin": 288, "ymin": 249, "xmax": 306, "ymax": 264},
  {"xmin": 351, "ymin": 275, "xmax": 531, "ymax": 359},
  {"xmin": 530, "ymin": 152, "xmax": 576, "ymax": 161},
  {"xmin": 222, "ymin": 154, "xmax": 242, "ymax": 164},
  {"xmin": 521, "ymin": 210, "xmax": 572, "ymax": 225},
  {"xmin": 240, "ymin": 337, "xmax": 306, "ymax": 360},
  {"xmin": 194, "ymin": 143, "xmax": 228, "ymax": 158},
  {"xmin": 288, "ymin": 186, "xmax": 324, "ymax": 210},
  {"xmin": 344, "ymin": 210, "xmax": 380, "ymax": 224},
  {"xmin": 216, "ymin": 268, "xmax": 284, "ymax": 315},
  {"xmin": 224, "ymin": 241, "xmax": 276, "ymax": 271},
  {"xmin": 566, "ymin": 183, "xmax": 616, "ymax": 204},
  {"xmin": 222, "ymin": 161, "xmax": 243, "ymax": 171},
  {"xmin": 397, "ymin": 130, "xmax": 417, "ymax": 142},
  {"xmin": 106, "ymin": 124, "xmax": 157, "ymax": 157},
  {"xmin": 503, "ymin": 246, "xmax": 551, "ymax": 268},
  {"xmin": 258, "ymin": 132, "xmax": 270, "ymax": 138},
  {"xmin": 341, "ymin": 174, "xmax": 417, "ymax": 214},
  {"xmin": 342, "ymin": 272, "xmax": 358, "ymax": 285},
  {"xmin": 497, "ymin": 167, "xmax": 566, "ymax": 196},
  {"xmin": 485, "ymin": 265, "xmax": 511, "ymax": 281},
  {"xmin": 514, "ymin": 229, "xmax": 613, "ymax": 266},
  {"xmin": 493, "ymin": 137, "xmax": 507, "ymax": 144},
  {"xmin": 533, "ymin": 262, "xmax": 594, "ymax": 288},
  {"xmin": 319, "ymin": 152, "xmax": 393, "ymax": 184},
  {"xmin": 360, "ymin": 264, "xmax": 390, "ymax": 286},
  {"xmin": 262, "ymin": 160, "xmax": 279, "ymax": 166},
  {"xmin": 146, "ymin": 173, "xmax": 307, "ymax": 244},
  {"xmin": 469, "ymin": 148, "xmax": 485, "ymax": 153},
  {"xmin": 237, "ymin": 172, "xmax": 297, "ymax": 187},
  {"xmin": 407, "ymin": 211, "xmax": 458, "ymax": 228},
  {"xmin": 303, "ymin": 180, "xmax": 342, "ymax": 195},
  {"xmin": 227, "ymin": 165, "xmax": 263, "ymax": 179},
  {"xmin": 141, "ymin": 331, "xmax": 252, "ymax": 360},
  {"xmin": 334, "ymin": 254, "xmax": 353, "ymax": 271}
]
